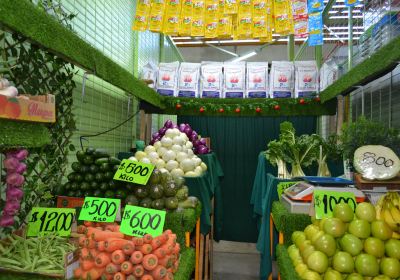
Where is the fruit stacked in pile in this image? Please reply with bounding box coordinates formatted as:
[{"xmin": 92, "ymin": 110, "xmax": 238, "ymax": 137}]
[
  {"xmin": 74, "ymin": 221, "xmax": 180, "ymax": 280},
  {"xmin": 376, "ymin": 192, "xmax": 400, "ymax": 238},
  {"xmin": 289, "ymin": 202, "xmax": 400, "ymax": 280},
  {"xmin": 57, "ymin": 148, "xmax": 126, "ymax": 199},
  {"xmin": 125, "ymin": 171, "xmax": 199, "ymax": 211}
]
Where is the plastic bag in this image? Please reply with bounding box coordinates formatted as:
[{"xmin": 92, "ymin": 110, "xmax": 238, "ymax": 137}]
[
  {"xmin": 270, "ymin": 61, "xmax": 294, "ymax": 98},
  {"xmin": 200, "ymin": 62, "xmax": 223, "ymax": 98},
  {"xmin": 294, "ymin": 61, "xmax": 318, "ymax": 98},
  {"xmin": 223, "ymin": 62, "xmax": 246, "ymax": 98},
  {"xmin": 246, "ymin": 62, "xmax": 269, "ymax": 98},
  {"xmin": 140, "ymin": 62, "xmax": 158, "ymax": 88},
  {"xmin": 320, "ymin": 59, "xmax": 339, "ymax": 91},
  {"xmin": 156, "ymin": 61, "xmax": 180, "ymax": 96},
  {"xmin": 178, "ymin": 63, "xmax": 201, "ymax": 97}
]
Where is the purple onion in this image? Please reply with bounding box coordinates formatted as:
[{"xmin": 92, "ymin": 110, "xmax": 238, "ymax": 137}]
[
  {"xmin": 179, "ymin": 123, "xmax": 187, "ymax": 132},
  {"xmin": 6, "ymin": 186, "xmax": 24, "ymax": 200},
  {"xmin": 197, "ymin": 145, "xmax": 209, "ymax": 154},
  {"xmin": 152, "ymin": 132, "xmax": 160, "ymax": 139},
  {"xmin": 172, "ymin": 124, "xmax": 179, "ymax": 129},
  {"xmin": 159, "ymin": 127, "xmax": 167, "ymax": 135},
  {"xmin": 200, "ymin": 138, "xmax": 207, "ymax": 145},
  {"xmin": 16, "ymin": 163, "xmax": 27, "ymax": 174},
  {"xmin": 6, "ymin": 173, "xmax": 25, "ymax": 186},
  {"xmin": 7, "ymin": 149, "xmax": 29, "ymax": 161},
  {"xmin": 193, "ymin": 139, "xmax": 201, "ymax": 147},
  {"xmin": 149, "ymin": 139, "xmax": 155, "ymax": 145},
  {"xmin": 0, "ymin": 215, "xmax": 14, "ymax": 227},
  {"xmin": 164, "ymin": 120, "xmax": 173, "ymax": 128},
  {"xmin": 184, "ymin": 126, "xmax": 193, "ymax": 136},
  {"xmin": 190, "ymin": 131, "xmax": 198, "ymax": 140},
  {"xmin": 3, "ymin": 158, "xmax": 19, "ymax": 171}
]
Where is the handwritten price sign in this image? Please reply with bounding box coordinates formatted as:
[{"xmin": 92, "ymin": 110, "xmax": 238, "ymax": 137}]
[
  {"xmin": 79, "ymin": 197, "xmax": 120, "ymax": 222},
  {"xmin": 277, "ymin": 181, "xmax": 297, "ymax": 200},
  {"xmin": 113, "ymin": 159, "xmax": 155, "ymax": 185},
  {"xmin": 120, "ymin": 205, "xmax": 166, "ymax": 237},
  {"xmin": 314, "ymin": 190, "xmax": 356, "ymax": 219},
  {"xmin": 27, "ymin": 207, "xmax": 75, "ymax": 237}
]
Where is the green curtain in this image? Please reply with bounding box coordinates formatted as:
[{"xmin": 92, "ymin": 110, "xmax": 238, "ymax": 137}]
[{"xmin": 178, "ymin": 116, "xmax": 317, "ymax": 242}]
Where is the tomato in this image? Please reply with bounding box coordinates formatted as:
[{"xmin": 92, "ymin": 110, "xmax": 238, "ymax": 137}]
[
  {"xmin": 355, "ymin": 254, "xmax": 379, "ymax": 277},
  {"xmin": 340, "ymin": 234, "xmax": 363, "ymax": 256},
  {"xmin": 295, "ymin": 263, "xmax": 308, "ymax": 276},
  {"xmin": 345, "ymin": 273, "xmax": 363, "ymax": 280},
  {"xmin": 372, "ymin": 275, "xmax": 391, "ymax": 280},
  {"xmin": 355, "ymin": 202, "xmax": 376, "ymax": 223},
  {"xmin": 312, "ymin": 230, "xmax": 325, "ymax": 245},
  {"xmin": 293, "ymin": 231, "xmax": 307, "ymax": 248},
  {"xmin": 380, "ymin": 257, "xmax": 400, "ymax": 278},
  {"xmin": 314, "ymin": 233, "xmax": 337, "ymax": 257},
  {"xmin": 323, "ymin": 218, "xmax": 346, "ymax": 238},
  {"xmin": 332, "ymin": 251, "xmax": 354, "ymax": 273},
  {"xmin": 333, "ymin": 202, "xmax": 354, "ymax": 222},
  {"xmin": 299, "ymin": 240, "xmax": 312, "ymax": 252},
  {"xmin": 348, "ymin": 219, "xmax": 371, "ymax": 239},
  {"xmin": 302, "ymin": 245, "xmax": 316, "ymax": 263},
  {"xmin": 324, "ymin": 268, "xmax": 343, "ymax": 280},
  {"xmin": 371, "ymin": 220, "xmax": 392, "ymax": 241},
  {"xmin": 307, "ymin": 251, "xmax": 329, "ymax": 274},
  {"xmin": 364, "ymin": 237, "xmax": 385, "ymax": 258},
  {"xmin": 302, "ymin": 270, "xmax": 322, "ymax": 280},
  {"xmin": 305, "ymin": 224, "xmax": 321, "ymax": 241},
  {"xmin": 384, "ymin": 239, "xmax": 400, "ymax": 259}
]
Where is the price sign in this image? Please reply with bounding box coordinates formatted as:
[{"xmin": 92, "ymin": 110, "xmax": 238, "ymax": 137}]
[
  {"xmin": 113, "ymin": 159, "xmax": 155, "ymax": 185},
  {"xmin": 277, "ymin": 181, "xmax": 297, "ymax": 200},
  {"xmin": 314, "ymin": 190, "xmax": 357, "ymax": 219},
  {"xmin": 120, "ymin": 205, "xmax": 166, "ymax": 237},
  {"xmin": 79, "ymin": 197, "xmax": 120, "ymax": 222},
  {"xmin": 27, "ymin": 207, "xmax": 75, "ymax": 237}
]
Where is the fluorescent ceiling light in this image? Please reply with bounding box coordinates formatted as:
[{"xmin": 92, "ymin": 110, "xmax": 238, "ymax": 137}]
[
  {"xmin": 174, "ymin": 41, "xmax": 203, "ymax": 45},
  {"xmin": 329, "ymin": 10, "xmax": 339, "ymax": 13},
  {"xmin": 342, "ymin": 9, "xmax": 362, "ymax": 13},
  {"xmin": 231, "ymin": 51, "xmax": 257, "ymax": 62},
  {"xmin": 328, "ymin": 26, "xmax": 364, "ymax": 29},
  {"xmin": 330, "ymin": 15, "xmax": 363, "ymax": 18}
]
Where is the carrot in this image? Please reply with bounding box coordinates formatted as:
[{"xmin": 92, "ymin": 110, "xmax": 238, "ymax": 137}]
[
  {"xmin": 161, "ymin": 244, "xmax": 173, "ymax": 255},
  {"xmin": 84, "ymin": 221, "xmax": 95, "ymax": 227},
  {"xmin": 93, "ymin": 230, "xmax": 124, "ymax": 241},
  {"xmin": 77, "ymin": 225, "xmax": 86, "ymax": 234},
  {"xmin": 151, "ymin": 265, "xmax": 167, "ymax": 280},
  {"xmin": 87, "ymin": 267, "xmax": 105, "ymax": 280},
  {"xmin": 114, "ymin": 272, "xmax": 126, "ymax": 280},
  {"xmin": 163, "ymin": 229, "xmax": 172, "ymax": 235},
  {"xmin": 150, "ymin": 238, "xmax": 162, "ymax": 250},
  {"xmin": 81, "ymin": 270, "xmax": 89, "ymax": 280},
  {"xmin": 80, "ymin": 247, "xmax": 91, "ymax": 259},
  {"xmin": 73, "ymin": 267, "xmax": 83, "ymax": 279},
  {"xmin": 85, "ymin": 238, "xmax": 96, "ymax": 249},
  {"xmin": 127, "ymin": 275, "xmax": 138, "ymax": 280},
  {"xmin": 111, "ymin": 249, "xmax": 126, "ymax": 264},
  {"xmin": 173, "ymin": 243, "xmax": 180, "ymax": 255},
  {"xmin": 105, "ymin": 239, "xmax": 129, "ymax": 252},
  {"xmin": 101, "ymin": 273, "xmax": 114, "ymax": 280},
  {"xmin": 90, "ymin": 248, "xmax": 99, "ymax": 259},
  {"xmin": 130, "ymin": 251, "xmax": 144, "ymax": 264},
  {"xmin": 134, "ymin": 237, "xmax": 144, "ymax": 246},
  {"xmin": 122, "ymin": 242, "xmax": 135, "ymax": 255},
  {"xmin": 172, "ymin": 260, "xmax": 179, "ymax": 273},
  {"xmin": 86, "ymin": 227, "xmax": 101, "ymax": 237},
  {"xmin": 97, "ymin": 241, "xmax": 106, "ymax": 251},
  {"xmin": 159, "ymin": 234, "xmax": 168, "ymax": 244},
  {"xmin": 165, "ymin": 271, "xmax": 174, "ymax": 280},
  {"xmin": 105, "ymin": 224, "xmax": 120, "ymax": 232},
  {"xmin": 169, "ymin": 234, "xmax": 176, "ymax": 243},
  {"xmin": 79, "ymin": 236, "xmax": 87, "ymax": 247},
  {"xmin": 142, "ymin": 254, "xmax": 158, "ymax": 271},
  {"xmin": 133, "ymin": 264, "xmax": 145, "ymax": 277},
  {"xmin": 106, "ymin": 263, "xmax": 121, "ymax": 274},
  {"xmin": 95, "ymin": 252, "xmax": 111, "ymax": 268},
  {"xmin": 81, "ymin": 259, "xmax": 95, "ymax": 271},
  {"xmin": 141, "ymin": 275, "xmax": 153, "ymax": 280},
  {"xmin": 159, "ymin": 257, "xmax": 173, "ymax": 269},
  {"xmin": 121, "ymin": 261, "xmax": 134, "ymax": 275},
  {"xmin": 153, "ymin": 248, "xmax": 166, "ymax": 259},
  {"xmin": 140, "ymin": 244, "xmax": 153, "ymax": 255},
  {"xmin": 143, "ymin": 234, "xmax": 153, "ymax": 244}
]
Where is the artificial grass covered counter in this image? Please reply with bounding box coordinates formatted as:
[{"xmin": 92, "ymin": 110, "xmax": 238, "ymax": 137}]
[{"xmin": 276, "ymin": 244, "xmax": 302, "ymax": 280}]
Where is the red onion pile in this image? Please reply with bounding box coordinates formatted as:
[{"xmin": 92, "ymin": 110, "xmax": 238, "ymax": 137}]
[{"xmin": 0, "ymin": 149, "xmax": 28, "ymax": 227}]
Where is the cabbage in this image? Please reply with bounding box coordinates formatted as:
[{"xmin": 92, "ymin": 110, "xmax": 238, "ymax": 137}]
[
  {"xmin": 135, "ymin": 151, "xmax": 147, "ymax": 160},
  {"xmin": 176, "ymin": 152, "xmax": 188, "ymax": 162},
  {"xmin": 159, "ymin": 168, "xmax": 169, "ymax": 174},
  {"xmin": 171, "ymin": 168, "xmax": 185, "ymax": 177},
  {"xmin": 162, "ymin": 150, "xmax": 176, "ymax": 162},
  {"xmin": 180, "ymin": 158, "xmax": 196, "ymax": 172},
  {"xmin": 161, "ymin": 137, "xmax": 173, "ymax": 147},
  {"xmin": 194, "ymin": 166, "xmax": 203, "ymax": 175},
  {"xmin": 144, "ymin": 145, "xmax": 156, "ymax": 154},
  {"xmin": 165, "ymin": 129, "xmax": 176, "ymax": 138},
  {"xmin": 166, "ymin": 160, "xmax": 179, "ymax": 171},
  {"xmin": 187, "ymin": 149, "xmax": 194, "ymax": 158},
  {"xmin": 171, "ymin": 144, "xmax": 183, "ymax": 153}
]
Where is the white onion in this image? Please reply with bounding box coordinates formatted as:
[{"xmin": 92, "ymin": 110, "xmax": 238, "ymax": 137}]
[
  {"xmin": 172, "ymin": 136, "xmax": 185, "ymax": 146},
  {"xmin": 200, "ymin": 162, "xmax": 207, "ymax": 171},
  {"xmin": 162, "ymin": 150, "xmax": 176, "ymax": 162},
  {"xmin": 192, "ymin": 156, "xmax": 202, "ymax": 166},
  {"xmin": 135, "ymin": 151, "xmax": 147, "ymax": 160},
  {"xmin": 171, "ymin": 168, "xmax": 185, "ymax": 177},
  {"xmin": 0, "ymin": 86, "xmax": 18, "ymax": 97},
  {"xmin": 145, "ymin": 145, "xmax": 156, "ymax": 154},
  {"xmin": 148, "ymin": 151, "xmax": 159, "ymax": 161},
  {"xmin": 155, "ymin": 159, "xmax": 166, "ymax": 169},
  {"xmin": 181, "ymin": 133, "xmax": 189, "ymax": 141},
  {"xmin": 140, "ymin": 157, "xmax": 151, "ymax": 164},
  {"xmin": 157, "ymin": 147, "xmax": 168, "ymax": 157},
  {"xmin": 184, "ymin": 171, "xmax": 197, "ymax": 177},
  {"xmin": 171, "ymin": 144, "xmax": 182, "ymax": 153},
  {"xmin": 187, "ymin": 149, "xmax": 194, "ymax": 158},
  {"xmin": 165, "ymin": 129, "xmax": 176, "ymax": 138},
  {"xmin": 161, "ymin": 137, "xmax": 173, "ymax": 147},
  {"xmin": 128, "ymin": 156, "xmax": 138, "ymax": 161},
  {"xmin": 194, "ymin": 166, "xmax": 203, "ymax": 175},
  {"xmin": 180, "ymin": 158, "xmax": 195, "ymax": 172},
  {"xmin": 185, "ymin": 141, "xmax": 193, "ymax": 149},
  {"xmin": 153, "ymin": 141, "xmax": 162, "ymax": 149},
  {"xmin": 166, "ymin": 160, "xmax": 179, "ymax": 171},
  {"xmin": 176, "ymin": 152, "xmax": 188, "ymax": 162},
  {"xmin": 159, "ymin": 168, "xmax": 169, "ymax": 174}
]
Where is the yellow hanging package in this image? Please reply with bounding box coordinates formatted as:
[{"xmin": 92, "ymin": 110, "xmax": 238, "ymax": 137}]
[
  {"xmin": 217, "ymin": 16, "xmax": 232, "ymax": 37},
  {"xmin": 163, "ymin": 0, "xmax": 181, "ymax": 35},
  {"xmin": 238, "ymin": 0, "xmax": 252, "ymax": 15},
  {"xmin": 179, "ymin": 0, "xmax": 193, "ymax": 35},
  {"xmin": 133, "ymin": 15, "xmax": 149, "ymax": 31},
  {"xmin": 224, "ymin": 0, "xmax": 238, "ymax": 14},
  {"xmin": 218, "ymin": 0, "xmax": 225, "ymax": 16},
  {"xmin": 252, "ymin": 0, "xmax": 266, "ymax": 17},
  {"xmin": 273, "ymin": 0, "xmax": 291, "ymax": 34},
  {"xmin": 192, "ymin": 0, "xmax": 205, "ymax": 36},
  {"xmin": 237, "ymin": 14, "xmax": 252, "ymax": 38},
  {"xmin": 148, "ymin": 0, "xmax": 165, "ymax": 32},
  {"xmin": 165, "ymin": 0, "xmax": 182, "ymax": 14},
  {"xmin": 133, "ymin": 0, "xmax": 151, "ymax": 31},
  {"xmin": 259, "ymin": 25, "xmax": 272, "ymax": 42},
  {"xmin": 252, "ymin": 16, "xmax": 266, "ymax": 38},
  {"xmin": 205, "ymin": 0, "xmax": 219, "ymax": 38}
]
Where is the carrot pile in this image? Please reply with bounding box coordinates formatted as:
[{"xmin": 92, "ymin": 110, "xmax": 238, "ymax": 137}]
[{"xmin": 74, "ymin": 221, "xmax": 180, "ymax": 280}]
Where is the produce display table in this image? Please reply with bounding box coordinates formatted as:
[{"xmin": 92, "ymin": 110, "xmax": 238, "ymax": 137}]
[{"xmin": 276, "ymin": 245, "xmax": 301, "ymax": 280}]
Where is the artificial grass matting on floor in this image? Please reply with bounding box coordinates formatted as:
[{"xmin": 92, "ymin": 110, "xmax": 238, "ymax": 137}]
[
  {"xmin": 0, "ymin": 0, "xmax": 163, "ymax": 108},
  {"xmin": 276, "ymin": 244, "xmax": 302, "ymax": 280}
]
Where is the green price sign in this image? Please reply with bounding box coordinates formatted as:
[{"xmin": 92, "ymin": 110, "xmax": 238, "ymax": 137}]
[
  {"xmin": 27, "ymin": 207, "xmax": 75, "ymax": 237},
  {"xmin": 79, "ymin": 197, "xmax": 120, "ymax": 222},
  {"xmin": 113, "ymin": 159, "xmax": 155, "ymax": 185},
  {"xmin": 314, "ymin": 190, "xmax": 357, "ymax": 219},
  {"xmin": 277, "ymin": 181, "xmax": 297, "ymax": 200},
  {"xmin": 120, "ymin": 205, "xmax": 166, "ymax": 237}
]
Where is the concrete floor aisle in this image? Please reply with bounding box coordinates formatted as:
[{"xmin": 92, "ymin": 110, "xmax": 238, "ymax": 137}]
[{"xmin": 212, "ymin": 241, "xmax": 261, "ymax": 280}]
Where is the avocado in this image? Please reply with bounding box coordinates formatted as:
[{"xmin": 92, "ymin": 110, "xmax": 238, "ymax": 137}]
[
  {"xmin": 108, "ymin": 180, "xmax": 118, "ymax": 189},
  {"xmin": 90, "ymin": 181, "xmax": 99, "ymax": 190},
  {"xmin": 99, "ymin": 182, "xmax": 109, "ymax": 191},
  {"xmin": 148, "ymin": 169, "xmax": 162, "ymax": 185},
  {"xmin": 115, "ymin": 189, "xmax": 127, "ymax": 200},
  {"xmin": 54, "ymin": 184, "xmax": 65, "ymax": 196},
  {"xmin": 134, "ymin": 186, "xmax": 149, "ymax": 199},
  {"xmin": 113, "ymin": 165, "xmax": 120, "ymax": 171},
  {"xmin": 99, "ymin": 163, "xmax": 110, "ymax": 172},
  {"xmin": 75, "ymin": 174, "xmax": 84, "ymax": 182},
  {"xmin": 151, "ymin": 199, "xmax": 165, "ymax": 210},
  {"xmin": 71, "ymin": 162, "xmax": 81, "ymax": 172},
  {"xmin": 93, "ymin": 190, "xmax": 103, "ymax": 197},
  {"xmin": 93, "ymin": 148, "xmax": 110, "ymax": 158},
  {"xmin": 164, "ymin": 181, "xmax": 178, "ymax": 197},
  {"xmin": 104, "ymin": 171, "xmax": 114, "ymax": 180},
  {"xmin": 140, "ymin": 198, "xmax": 153, "ymax": 208},
  {"xmin": 66, "ymin": 190, "xmax": 76, "ymax": 197},
  {"xmin": 95, "ymin": 173, "xmax": 104, "ymax": 182},
  {"xmin": 75, "ymin": 190, "xmax": 83, "ymax": 198},
  {"xmin": 85, "ymin": 147, "xmax": 95, "ymax": 155},
  {"xmin": 176, "ymin": 185, "xmax": 189, "ymax": 201},
  {"xmin": 84, "ymin": 173, "xmax": 95, "ymax": 182},
  {"xmin": 70, "ymin": 182, "xmax": 79, "ymax": 190},
  {"xmin": 165, "ymin": 197, "xmax": 179, "ymax": 210},
  {"xmin": 67, "ymin": 172, "xmax": 77, "ymax": 182},
  {"xmin": 149, "ymin": 184, "xmax": 164, "ymax": 199},
  {"xmin": 83, "ymin": 155, "xmax": 94, "ymax": 165},
  {"xmin": 81, "ymin": 182, "xmax": 91, "ymax": 191},
  {"xmin": 76, "ymin": 150, "xmax": 85, "ymax": 162},
  {"xmin": 64, "ymin": 182, "xmax": 72, "ymax": 191},
  {"xmin": 104, "ymin": 190, "xmax": 115, "ymax": 198},
  {"xmin": 89, "ymin": 164, "xmax": 99, "ymax": 173},
  {"xmin": 83, "ymin": 190, "xmax": 93, "ymax": 197},
  {"xmin": 125, "ymin": 195, "xmax": 139, "ymax": 206},
  {"xmin": 80, "ymin": 165, "xmax": 90, "ymax": 174}
]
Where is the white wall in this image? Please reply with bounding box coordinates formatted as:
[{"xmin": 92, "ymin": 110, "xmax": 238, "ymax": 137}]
[{"xmin": 178, "ymin": 44, "xmax": 339, "ymax": 63}]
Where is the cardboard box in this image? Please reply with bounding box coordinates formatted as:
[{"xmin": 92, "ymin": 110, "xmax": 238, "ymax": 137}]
[
  {"xmin": 0, "ymin": 94, "xmax": 56, "ymax": 123},
  {"xmin": 57, "ymin": 196, "xmax": 85, "ymax": 208}
]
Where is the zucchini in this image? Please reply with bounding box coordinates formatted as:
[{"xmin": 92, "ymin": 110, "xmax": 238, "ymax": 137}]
[
  {"xmin": 95, "ymin": 157, "xmax": 109, "ymax": 165},
  {"xmin": 93, "ymin": 148, "xmax": 110, "ymax": 158},
  {"xmin": 108, "ymin": 157, "xmax": 121, "ymax": 165},
  {"xmin": 71, "ymin": 162, "xmax": 81, "ymax": 172}
]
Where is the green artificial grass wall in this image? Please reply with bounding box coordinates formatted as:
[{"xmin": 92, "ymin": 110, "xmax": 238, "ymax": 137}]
[
  {"xmin": 175, "ymin": 248, "xmax": 196, "ymax": 280},
  {"xmin": 0, "ymin": 119, "xmax": 51, "ymax": 151},
  {"xmin": 276, "ymin": 245, "xmax": 302, "ymax": 280},
  {"xmin": 161, "ymin": 97, "xmax": 337, "ymax": 117},
  {"xmin": 0, "ymin": 0, "xmax": 163, "ymax": 109},
  {"xmin": 320, "ymin": 36, "xmax": 400, "ymax": 103},
  {"xmin": 272, "ymin": 201, "xmax": 311, "ymax": 245}
]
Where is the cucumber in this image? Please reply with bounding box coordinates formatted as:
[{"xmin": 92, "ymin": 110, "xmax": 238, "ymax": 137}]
[
  {"xmin": 76, "ymin": 150, "xmax": 85, "ymax": 162},
  {"xmin": 71, "ymin": 162, "xmax": 81, "ymax": 172},
  {"xmin": 85, "ymin": 147, "xmax": 95, "ymax": 155},
  {"xmin": 108, "ymin": 157, "xmax": 121, "ymax": 165},
  {"xmin": 95, "ymin": 157, "xmax": 109, "ymax": 165},
  {"xmin": 93, "ymin": 148, "xmax": 110, "ymax": 158},
  {"xmin": 99, "ymin": 163, "xmax": 110, "ymax": 172}
]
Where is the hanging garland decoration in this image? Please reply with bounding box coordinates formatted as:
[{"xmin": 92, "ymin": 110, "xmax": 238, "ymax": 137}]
[{"xmin": 161, "ymin": 96, "xmax": 336, "ymax": 117}]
